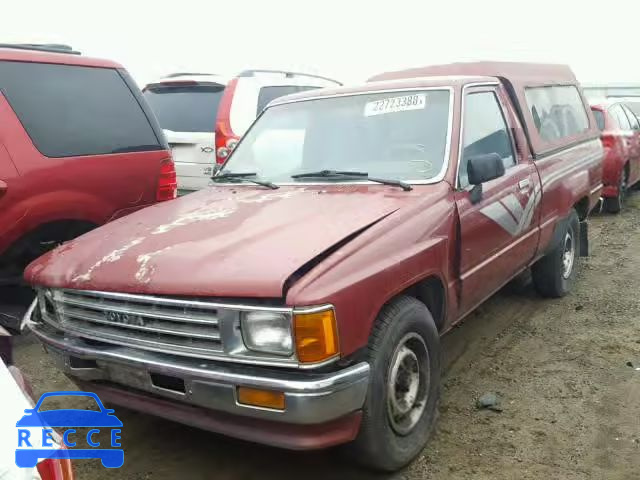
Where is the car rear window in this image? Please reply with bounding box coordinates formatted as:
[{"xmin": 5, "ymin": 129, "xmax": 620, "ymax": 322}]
[
  {"xmin": 144, "ymin": 84, "xmax": 224, "ymax": 133},
  {"xmin": 524, "ymin": 86, "xmax": 590, "ymax": 142},
  {"xmin": 0, "ymin": 61, "xmax": 162, "ymax": 158},
  {"xmin": 591, "ymin": 109, "xmax": 605, "ymax": 131},
  {"xmin": 256, "ymin": 85, "xmax": 321, "ymax": 114}
]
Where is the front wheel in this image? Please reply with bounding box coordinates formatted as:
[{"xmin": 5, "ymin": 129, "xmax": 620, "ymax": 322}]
[
  {"xmin": 532, "ymin": 209, "xmax": 580, "ymax": 298},
  {"xmin": 343, "ymin": 296, "xmax": 440, "ymax": 471}
]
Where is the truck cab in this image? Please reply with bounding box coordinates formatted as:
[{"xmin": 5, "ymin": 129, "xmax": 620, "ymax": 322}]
[{"xmin": 25, "ymin": 63, "xmax": 602, "ymax": 471}]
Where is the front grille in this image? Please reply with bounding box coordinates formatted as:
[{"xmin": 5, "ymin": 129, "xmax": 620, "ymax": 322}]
[{"xmin": 44, "ymin": 289, "xmax": 224, "ymax": 359}]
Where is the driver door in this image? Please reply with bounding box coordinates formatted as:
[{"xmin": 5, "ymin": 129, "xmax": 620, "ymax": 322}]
[{"xmin": 455, "ymin": 86, "xmax": 539, "ymax": 316}]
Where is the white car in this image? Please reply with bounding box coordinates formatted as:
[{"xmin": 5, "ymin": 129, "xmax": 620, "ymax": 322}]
[
  {"xmin": 143, "ymin": 70, "xmax": 341, "ymax": 192},
  {"xmin": 0, "ymin": 327, "xmax": 73, "ymax": 479}
]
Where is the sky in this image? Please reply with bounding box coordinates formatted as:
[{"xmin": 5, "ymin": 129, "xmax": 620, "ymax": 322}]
[{"xmin": 4, "ymin": 0, "xmax": 640, "ymax": 87}]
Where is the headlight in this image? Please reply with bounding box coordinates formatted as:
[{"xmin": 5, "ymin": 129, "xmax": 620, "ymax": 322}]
[{"xmin": 241, "ymin": 312, "xmax": 293, "ymax": 356}]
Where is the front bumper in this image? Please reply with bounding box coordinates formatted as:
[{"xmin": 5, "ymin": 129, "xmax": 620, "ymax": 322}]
[{"xmin": 27, "ymin": 308, "xmax": 370, "ymax": 449}]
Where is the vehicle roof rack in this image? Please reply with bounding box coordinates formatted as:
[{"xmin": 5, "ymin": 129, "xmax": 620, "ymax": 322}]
[
  {"xmin": 0, "ymin": 43, "xmax": 81, "ymax": 55},
  {"xmin": 163, "ymin": 72, "xmax": 218, "ymax": 78},
  {"xmin": 237, "ymin": 69, "xmax": 342, "ymax": 85}
]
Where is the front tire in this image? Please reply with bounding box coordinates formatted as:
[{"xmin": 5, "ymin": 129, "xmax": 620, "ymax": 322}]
[
  {"xmin": 344, "ymin": 296, "xmax": 440, "ymax": 471},
  {"xmin": 532, "ymin": 209, "xmax": 580, "ymax": 298}
]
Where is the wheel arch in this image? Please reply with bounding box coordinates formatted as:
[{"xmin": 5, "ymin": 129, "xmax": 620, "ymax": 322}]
[
  {"xmin": 1, "ymin": 218, "xmax": 98, "ymax": 265},
  {"xmin": 385, "ymin": 275, "xmax": 447, "ymax": 332},
  {"xmin": 573, "ymin": 196, "xmax": 590, "ymax": 221}
]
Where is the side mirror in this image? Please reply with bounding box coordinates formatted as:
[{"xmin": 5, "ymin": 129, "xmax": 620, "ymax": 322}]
[{"xmin": 466, "ymin": 153, "xmax": 505, "ymax": 204}]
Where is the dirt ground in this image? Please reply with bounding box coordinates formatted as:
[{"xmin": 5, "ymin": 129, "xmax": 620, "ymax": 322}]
[{"xmin": 11, "ymin": 193, "xmax": 640, "ymax": 480}]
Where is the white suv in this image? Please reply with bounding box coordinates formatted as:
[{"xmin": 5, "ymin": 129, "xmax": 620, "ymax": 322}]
[{"xmin": 143, "ymin": 70, "xmax": 341, "ymax": 192}]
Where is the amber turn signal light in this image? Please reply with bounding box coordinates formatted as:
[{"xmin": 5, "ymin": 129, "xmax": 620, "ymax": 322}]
[
  {"xmin": 237, "ymin": 387, "xmax": 285, "ymax": 410},
  {"xmin": 294, "ymin": 309, "xmax": 339, "ymax": 363}
]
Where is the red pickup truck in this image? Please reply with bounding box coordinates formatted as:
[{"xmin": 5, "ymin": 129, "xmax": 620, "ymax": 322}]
[{"xmin": 24, "ymin": 62, "xmax": 602, "ymax": 471}]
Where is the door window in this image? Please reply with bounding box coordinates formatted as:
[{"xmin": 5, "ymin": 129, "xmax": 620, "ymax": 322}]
[
  {"xmin": 524, "ymin": 86, "xmax": 590, "ymax": 142},
  {"xmin": 0, "ymin": 61, "xmax": 162, "ymax": 157},
  {"xmin": 459, "ymin": 91, "xmax": 515, "ymax": 187},
  {"xmin": 610, "ymin": 104, "xmax": 631, "ymax": 131},
  {"xmin": 622, "ymin": 105, "xmax": 640, "ymax": 130}
]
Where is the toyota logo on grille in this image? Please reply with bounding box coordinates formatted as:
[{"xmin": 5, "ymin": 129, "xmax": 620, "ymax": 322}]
[{"xmin": 105, "ymin": 311, "xmax": 145, "ymax": 327}]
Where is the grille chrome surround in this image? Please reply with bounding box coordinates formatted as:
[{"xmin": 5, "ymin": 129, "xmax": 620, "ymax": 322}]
[{"xmin": 36, "ymin": 288, "xmax": 326, "ymax": 367}]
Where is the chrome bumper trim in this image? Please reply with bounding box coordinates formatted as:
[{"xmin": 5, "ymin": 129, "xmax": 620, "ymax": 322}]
[{"xmin": 28, "ymin": 319, "xmax": 370, "ymax": 425}]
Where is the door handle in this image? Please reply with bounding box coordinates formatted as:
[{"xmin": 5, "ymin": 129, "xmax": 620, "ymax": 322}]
[{"xmin": 518, "ymin": 179, "xmax": 530, "ymax": 191}]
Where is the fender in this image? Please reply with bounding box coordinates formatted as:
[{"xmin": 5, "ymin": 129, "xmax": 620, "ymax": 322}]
[
  {"xmin": 287, "ymin": 189, "xmax": 456, "ymax": 356},
  {"xmin": 601, "ymin": 152, "xmax": 627, "ymax": 197}
]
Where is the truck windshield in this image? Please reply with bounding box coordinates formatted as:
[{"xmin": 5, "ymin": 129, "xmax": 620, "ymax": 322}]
[{"xmin": 222, "ymin": 90, "xmax": 451, "ymax": 183}]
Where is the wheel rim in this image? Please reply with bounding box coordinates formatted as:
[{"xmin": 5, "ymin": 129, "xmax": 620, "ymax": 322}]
[
  {"xmin": 561, "ymin": 230, "xmax": 575, "ymax": 279},
  {"xmin": 386, "ymin": 333, "xmax": 429, "ymax": 436}
]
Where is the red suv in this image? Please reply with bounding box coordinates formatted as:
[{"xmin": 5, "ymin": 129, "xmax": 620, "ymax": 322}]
[
  {"xmin": 590, "ymin": 101, "xmax": 640, "ymax": 212},
  {"xmin": 0, "ymin": 44, "xmax": 176, "ymax": 293}
]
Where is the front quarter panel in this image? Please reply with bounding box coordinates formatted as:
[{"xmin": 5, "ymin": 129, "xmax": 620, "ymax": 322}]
[{"xmin": 287, "ymin": 183, "xmax": 456, "ymax": 356}]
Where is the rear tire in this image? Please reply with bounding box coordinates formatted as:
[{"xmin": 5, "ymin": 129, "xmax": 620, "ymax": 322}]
[
  {"xmin": 603, "ymin": 170, "xmax": 627, "ymax": 214},
  {"xmin": 532, "ymin": 209, "xmax": 580, "ymax": 298},
  {"xmin": 343, "ymin": 296, "xmax": 440, "ymax": 471}
]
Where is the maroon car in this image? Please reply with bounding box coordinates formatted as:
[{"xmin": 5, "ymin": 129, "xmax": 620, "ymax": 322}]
[
  {"xmin": 0, "ymin": 44, "xmax": 176, "ymax": 294},
  {"xmin": 24, "ymin": 62, "xmax": 602, "ymax": 471},
  {"xmin": 590, "ymin": 101, "xmax": 640, "ymax": 212}
]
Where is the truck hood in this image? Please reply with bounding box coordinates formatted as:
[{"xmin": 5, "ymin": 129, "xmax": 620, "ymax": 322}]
[{"xmin": 26, "ymin": 186, "xmax": 415, "ymax": 298}]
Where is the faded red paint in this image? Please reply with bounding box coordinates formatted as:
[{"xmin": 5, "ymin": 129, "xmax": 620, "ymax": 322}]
[
  {"xmin": 26, "ymin": 186, "xmax": 415, "ymax": 298},
  {"xmin": 27, "ymin": 66, "xmax": 603, "ymax": 365}
]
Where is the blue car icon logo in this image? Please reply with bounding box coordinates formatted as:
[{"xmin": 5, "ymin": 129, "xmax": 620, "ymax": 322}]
[{"xmin": 16, "ymin": 391, "xmax": 124, "ymax": 468}]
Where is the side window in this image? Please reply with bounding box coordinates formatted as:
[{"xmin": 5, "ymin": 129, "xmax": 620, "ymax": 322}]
[
  {"xmin": 0, "ymin": 61, "xmax": 161, "ymax": 158},
  {"xmin": 459, "ymin": 91, "xmax": 515, "ymax": 188},
  {"xmin": 622, "ymin": 105, "xmax": 640, "ymax": 130},
  {"xmin": 256, "ymin": 85, "xmax": 320, "ymax": 115},
  {"xmin": 610, "ymin": 105, "xmax": 631, "ymax": 131},
  {"xmin": 591, "ymin": 109, "xmax": 605, "ymax": 131},
  {"xmin": 524, "ymin": 86, "xmax": 590, "ymax": 142}
]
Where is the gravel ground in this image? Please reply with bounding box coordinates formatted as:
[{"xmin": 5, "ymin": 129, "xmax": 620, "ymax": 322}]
[{"xmin": 11, "ymin": 192, "xmax": 640, "ymax": 479}]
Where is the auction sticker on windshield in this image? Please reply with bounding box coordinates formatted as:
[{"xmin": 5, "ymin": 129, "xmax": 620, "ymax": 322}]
[{"xmin": 364, "ymin": 94, "xmax": 426, "ymax": 116}]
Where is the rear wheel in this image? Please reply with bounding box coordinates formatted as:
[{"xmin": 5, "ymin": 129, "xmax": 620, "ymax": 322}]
[
  {"xmin": 532, "ymin": 209, "xmax": 580, "ymax": 298},
  {"xmin": 603, "ymin": 169, "xmax": 627, "ymax": 214},
  {"xmin": 0, "ymin": 221, "xmax": 94, "ymax": 287},
  {"xmin": 343, "ymin": 296, "xmax": 440, "ymax": 471}
]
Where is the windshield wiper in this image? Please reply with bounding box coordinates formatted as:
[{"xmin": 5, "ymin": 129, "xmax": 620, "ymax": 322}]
[
  {"xmin": 291, "ymin": 170, "xmax": 412, "ymax": 191},
  {"xmin": 211, "ymin": 172, "xmax": 279, "ymax": 190}
]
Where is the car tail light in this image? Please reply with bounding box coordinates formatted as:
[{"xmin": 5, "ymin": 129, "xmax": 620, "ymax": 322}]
[
  {"xmin": 157, "ymin": 159, "xmax": 177, "ymax": 201},
  {"xmin": 215, "ymin": 78, "xmax": 240, "ymax": 164},
  {"xmin": 601, "ymin": 135, "xmax": 616, "ymax": 150},
  {"xmin": 601, "ymin": 134, "xmax": 625, "ymax": 157},
  {"xmin": 37, "ymin": 458, "xmax": 74, "ymax": 480}
]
